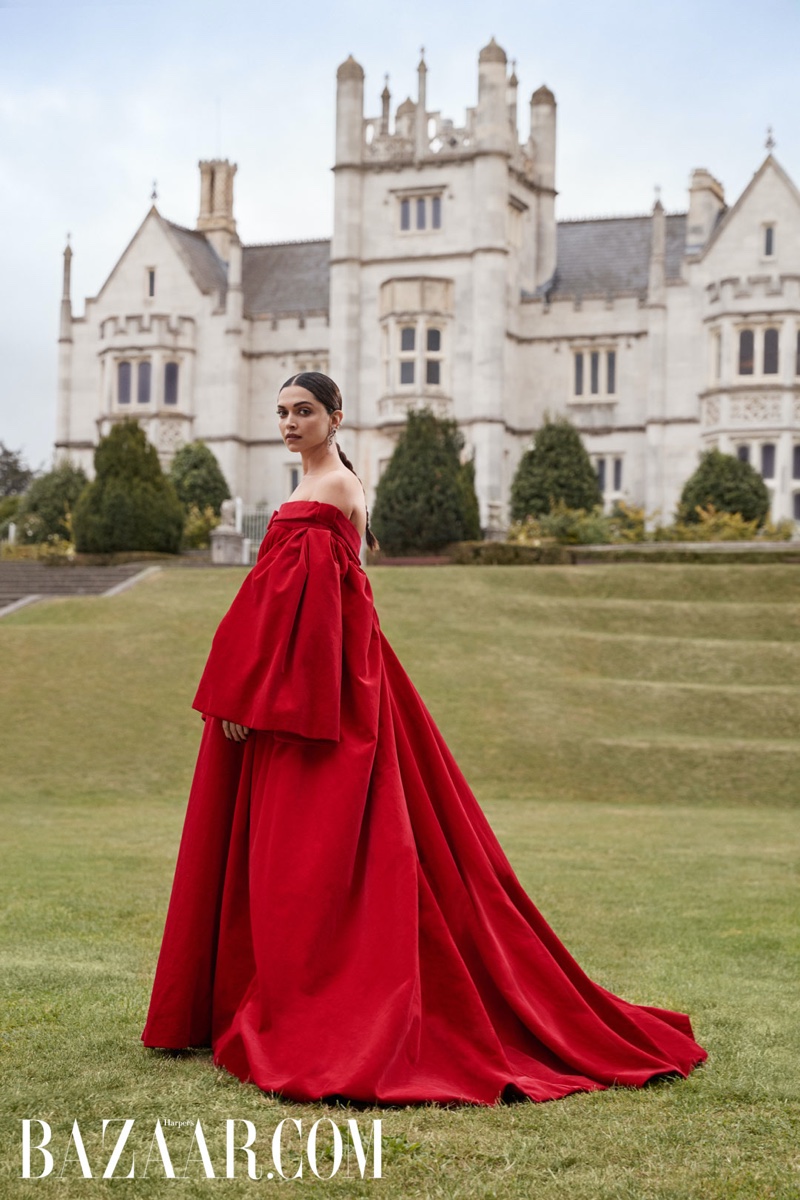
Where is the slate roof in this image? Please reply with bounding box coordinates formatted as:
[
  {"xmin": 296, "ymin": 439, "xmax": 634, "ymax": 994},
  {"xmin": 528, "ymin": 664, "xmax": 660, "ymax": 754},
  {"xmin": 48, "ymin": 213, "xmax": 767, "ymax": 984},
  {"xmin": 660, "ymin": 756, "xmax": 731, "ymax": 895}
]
[
  {"xmin": 164, "ymin": 212, "xmax": 692, "ymax": 313},
  {"xmin": 243, "ymin": 240, "xmax": 330, "ymax": 315},
  {"xmin": 533, "ymin": 213, "xmax": 688, "ymax": 301},
  {"xmin": 163, "ymin": 220, "xmax": 229, "ymax": 297}
]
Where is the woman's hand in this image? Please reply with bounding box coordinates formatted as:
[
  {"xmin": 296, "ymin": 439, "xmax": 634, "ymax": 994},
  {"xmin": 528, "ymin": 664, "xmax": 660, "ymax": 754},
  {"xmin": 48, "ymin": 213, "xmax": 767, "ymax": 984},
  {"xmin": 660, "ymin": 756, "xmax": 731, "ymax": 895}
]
[{"xmin": 222, "ymin": 720, "xmax": 250, "ymax": 743}]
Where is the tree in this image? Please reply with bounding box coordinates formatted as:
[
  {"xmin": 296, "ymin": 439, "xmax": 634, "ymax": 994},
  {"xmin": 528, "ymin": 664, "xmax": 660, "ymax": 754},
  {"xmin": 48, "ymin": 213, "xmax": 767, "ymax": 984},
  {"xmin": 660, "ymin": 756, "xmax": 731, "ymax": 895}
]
[
  {"xmin": 15, "ymin": 461, "xmax": 88, "ymax": 542},
  {"xmin": 456, "ymin": 453, "xmax": 482, "ymax": 542},
  {"xmin": 510, "ymin": 415, "xmax": 602, "ymax": 520},
  {"xmin": 678, "ymin": 448, "xmax": 770, "ymax": 526},
  {"xmin": 371, "ymin": 407, "xmax": 480, "ymax": 553},
  {"xmin": 0, "ymin": 441, "xmax": 35, "ymax": 497},
  {"xmin": 168, "ymin": 441, "xmax": 231, "ymax": 515},
  {"xmin": 72, "ymin": 418, "xmax": 184, "ymax": 553}
]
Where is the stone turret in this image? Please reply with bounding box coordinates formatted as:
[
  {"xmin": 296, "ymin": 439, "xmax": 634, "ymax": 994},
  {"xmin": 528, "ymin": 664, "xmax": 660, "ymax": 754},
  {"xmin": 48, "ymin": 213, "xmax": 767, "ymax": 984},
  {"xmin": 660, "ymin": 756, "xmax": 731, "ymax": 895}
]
[
  {"xmin": 507, "ymin": 61, "xmax": 519, "ymax": 139},
  {"xmin": 331, "ymin": 54, "xmax": 366, "ymax": 422},
  {"xmin": 59, "ymin": 238, "xmax": 73, "ymax": 343},
  {"xmin": 415, "ymin": 49, "xmax": 428, "ymax": 161},
  {"xmin": 380, "ymin": 75, "xmax": 391, "ymax": 136},
  {"xmin": 197, "ymin": 159, "xmax": 237, "ymax": 260},
  {"xmin": 55, "ymin": 238, "xmax": 73, "ymax": 454},
  {"xmin": 648, "ymin": 195, "xmax": 666, "ymax": 302},
  {"xmin": 529, "ymin": 85, "xmax": 557, "ymax": 286},
  {"xmin": 476, "ymin": 37, "xmax": 509, "ymax": 150},
  {"xmin": 529, "ymin": 85, "xmax": 556, "ymax": 190},
  {"xmin": 396, "ymin": 96, "xmax": 416, "ymax": 141},
  {"xmin": 686, "ymin": 168, "xmax": 725, "ymax": 254},
  {"xmin": 335, "ymin": 54, "xmax": 364, "ymax": 167}
]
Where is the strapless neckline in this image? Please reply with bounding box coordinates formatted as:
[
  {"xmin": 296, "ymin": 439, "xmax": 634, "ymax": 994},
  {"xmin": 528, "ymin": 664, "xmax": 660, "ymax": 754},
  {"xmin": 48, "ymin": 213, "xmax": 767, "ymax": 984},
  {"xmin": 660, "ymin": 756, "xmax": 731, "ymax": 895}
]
[{"xmin": 273, "ymin": 499, "xmax": 363, "ymax": 556}]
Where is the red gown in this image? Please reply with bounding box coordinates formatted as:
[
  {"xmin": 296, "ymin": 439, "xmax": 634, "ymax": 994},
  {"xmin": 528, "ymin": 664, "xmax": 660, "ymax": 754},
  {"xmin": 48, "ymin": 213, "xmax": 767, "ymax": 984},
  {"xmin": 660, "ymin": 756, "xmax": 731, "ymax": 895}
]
[{"xmin": 141, "ymin": 499, "xmax": 708, "ymax": 1105}]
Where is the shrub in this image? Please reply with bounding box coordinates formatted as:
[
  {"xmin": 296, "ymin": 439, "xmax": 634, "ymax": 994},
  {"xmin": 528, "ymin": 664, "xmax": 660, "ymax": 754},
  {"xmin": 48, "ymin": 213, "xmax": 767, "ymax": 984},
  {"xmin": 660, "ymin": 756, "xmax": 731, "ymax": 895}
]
[
  {"xmin": 510, "ymin": 416, "xmax": 602, "ymax": 520},
  {"xmin": 371, "ymin": 408, "xmax": 480, "ymax": 554},
  {"xmin": 169, "ymin": 442, "xmax": 231, "ymax": 515},
  {"xmin": 678, "ymin": 448, "xmax": 770, "ymax": 526},
  {"xmin": 182, "ymin": 503, "xmax": 220, "ymax": 549},
  {"xmin": 73, "ymin": 419, "xmax": 184, "ymax": 554},
  {"xmin": 14, "ymin": 461, "xmax": 88, "ymax": 542},
  {"xmin": 653, "ymin": 503, "xmax": 794, "ymax": 542},
  {"xmin": 508, "ymin": 498, "xmax": 616, "ymax": 545}
]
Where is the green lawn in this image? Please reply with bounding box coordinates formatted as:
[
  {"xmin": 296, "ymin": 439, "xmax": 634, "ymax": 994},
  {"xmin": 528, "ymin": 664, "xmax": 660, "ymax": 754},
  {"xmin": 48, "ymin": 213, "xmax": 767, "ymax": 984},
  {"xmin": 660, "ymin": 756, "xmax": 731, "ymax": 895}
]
[{"xmin": 1, "ymin": 563, "xmax": 798, "ymax": 1199}]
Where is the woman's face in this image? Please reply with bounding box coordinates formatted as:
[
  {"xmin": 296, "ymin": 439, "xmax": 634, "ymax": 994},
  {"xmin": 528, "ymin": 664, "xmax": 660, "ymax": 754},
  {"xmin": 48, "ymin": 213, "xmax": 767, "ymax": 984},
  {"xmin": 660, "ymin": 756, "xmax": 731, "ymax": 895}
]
[{"xmin": 276, "ymin": 386, "xmax": 338, "ymax": 452}]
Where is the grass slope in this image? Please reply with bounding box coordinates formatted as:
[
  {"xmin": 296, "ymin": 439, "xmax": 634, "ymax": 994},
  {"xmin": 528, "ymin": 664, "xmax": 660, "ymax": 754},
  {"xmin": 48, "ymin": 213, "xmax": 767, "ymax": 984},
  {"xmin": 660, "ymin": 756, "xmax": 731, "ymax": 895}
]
[{"xmin": 1, "ymin": 563, "xmax": 798, "ymax": 1198}]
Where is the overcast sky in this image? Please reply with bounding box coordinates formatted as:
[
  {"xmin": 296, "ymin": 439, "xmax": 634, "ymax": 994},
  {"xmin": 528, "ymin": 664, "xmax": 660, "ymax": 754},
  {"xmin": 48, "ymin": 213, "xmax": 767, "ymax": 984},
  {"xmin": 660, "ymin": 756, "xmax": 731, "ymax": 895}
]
[{"xmin": 1, "ymin": 0, "xmax": 798, "ymax": 472}]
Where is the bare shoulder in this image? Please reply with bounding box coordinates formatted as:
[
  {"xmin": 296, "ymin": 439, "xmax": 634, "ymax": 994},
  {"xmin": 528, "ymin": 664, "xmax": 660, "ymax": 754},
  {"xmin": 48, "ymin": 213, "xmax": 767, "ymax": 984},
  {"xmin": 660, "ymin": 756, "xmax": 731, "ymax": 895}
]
[{"xmin": 312, "ymin": 470, "xmax": 367, "ymax": 535}]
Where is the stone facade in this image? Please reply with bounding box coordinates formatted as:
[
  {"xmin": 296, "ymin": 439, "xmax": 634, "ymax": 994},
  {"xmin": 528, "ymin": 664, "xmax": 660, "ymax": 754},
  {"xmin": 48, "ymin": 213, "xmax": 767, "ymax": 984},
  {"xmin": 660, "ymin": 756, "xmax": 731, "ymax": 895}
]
[{"xmin": 55, "ymin": 42, "xmax": 800, "ymax": 530}]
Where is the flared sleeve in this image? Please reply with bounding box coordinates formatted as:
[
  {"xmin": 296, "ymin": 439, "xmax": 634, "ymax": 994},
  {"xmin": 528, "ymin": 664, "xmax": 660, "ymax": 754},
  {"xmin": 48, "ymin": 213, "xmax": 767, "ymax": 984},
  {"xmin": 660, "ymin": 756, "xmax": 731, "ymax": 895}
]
[{"xmin": 191, "ymin": 525, "xmax": 344, "ymax": 743}]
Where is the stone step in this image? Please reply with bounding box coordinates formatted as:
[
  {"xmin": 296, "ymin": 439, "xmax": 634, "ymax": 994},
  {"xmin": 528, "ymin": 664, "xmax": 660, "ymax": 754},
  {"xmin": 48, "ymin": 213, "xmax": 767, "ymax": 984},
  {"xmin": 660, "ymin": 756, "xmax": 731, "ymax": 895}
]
[{"xmin": 0, "ymin": 562, "xmax": 145, "ymax": 596}]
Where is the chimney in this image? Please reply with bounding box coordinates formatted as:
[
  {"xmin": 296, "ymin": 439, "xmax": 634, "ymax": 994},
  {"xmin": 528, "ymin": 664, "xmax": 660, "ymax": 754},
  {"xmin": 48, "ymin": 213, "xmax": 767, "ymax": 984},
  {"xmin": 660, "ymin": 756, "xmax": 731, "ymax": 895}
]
[
  {"xmin": 686, "ymin": 168, "xmax": 725, "ymax": 254},
  {"xmin": 197, "ymin": 159, "xmax": 238, "ymax": 260}
]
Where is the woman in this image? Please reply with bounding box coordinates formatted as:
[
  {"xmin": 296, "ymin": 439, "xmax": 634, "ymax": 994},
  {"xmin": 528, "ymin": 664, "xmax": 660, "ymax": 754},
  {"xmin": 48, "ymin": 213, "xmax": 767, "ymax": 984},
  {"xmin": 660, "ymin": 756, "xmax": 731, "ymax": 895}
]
[{"xmin": 141, "ymin": 372, "xmax": 707, "ymax": 1105}]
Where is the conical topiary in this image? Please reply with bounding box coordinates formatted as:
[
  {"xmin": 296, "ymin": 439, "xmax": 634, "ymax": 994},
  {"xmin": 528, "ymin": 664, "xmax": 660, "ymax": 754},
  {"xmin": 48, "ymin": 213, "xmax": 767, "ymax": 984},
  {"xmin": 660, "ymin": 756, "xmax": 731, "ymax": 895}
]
[
  {"xmin": 510, "ymin": 415, "xmax": 602, "ymax": 520},
  {"xmin": 168, "ymin": 440, "xmax": 231, "ymax": 515},
  {"xmin": 371, "ymin": 408, "xmax": 480, "ymax": 553},
  {"xmin": 73, "ymin": 418, "xmax": 185, "ymax": 553},
  {"xmin": 677, "ymin": 448, "xmax": 770, "ymax": 526}
]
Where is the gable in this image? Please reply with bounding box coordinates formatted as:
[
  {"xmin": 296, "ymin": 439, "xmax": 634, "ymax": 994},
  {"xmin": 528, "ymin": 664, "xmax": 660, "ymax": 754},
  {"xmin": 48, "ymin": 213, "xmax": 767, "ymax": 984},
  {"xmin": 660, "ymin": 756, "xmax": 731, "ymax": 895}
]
[
  {"xmin": 91, "ymin": 208, "xmax": 220, "ymax": 312},
  {"xmin": 698, "ymin": 155, "xmax": 800, "ymax": 275}
]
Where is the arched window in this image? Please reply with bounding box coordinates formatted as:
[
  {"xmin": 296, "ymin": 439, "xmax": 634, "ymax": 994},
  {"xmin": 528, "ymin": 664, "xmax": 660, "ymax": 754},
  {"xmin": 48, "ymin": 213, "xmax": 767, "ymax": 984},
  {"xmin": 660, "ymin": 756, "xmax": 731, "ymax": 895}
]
[
  {"xmin": 117, "ymin": 361, "xmax": 131, "ymax": 405},
  {"xmin": 763, "ymin": 328, "xmax": 779, "ymax": 375},
  {"xmin": 164, "ymin": 362, "xmax": 179, "ymax": 405},
  {"xmin": 738, "ymin": 330, "xmax": 754, "ymax": 375},
  {"xmin": 137, "ymin": 360, "xmax": 151, "ymax": 404}
]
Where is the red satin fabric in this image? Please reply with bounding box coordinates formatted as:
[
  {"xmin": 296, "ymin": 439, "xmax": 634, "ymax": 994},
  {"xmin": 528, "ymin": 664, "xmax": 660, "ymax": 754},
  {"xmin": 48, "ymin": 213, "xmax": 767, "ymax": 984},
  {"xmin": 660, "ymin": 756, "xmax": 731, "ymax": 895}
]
[{"xmin": 141, "ymin": 499, "xmax": 708, "ymax": 1105}]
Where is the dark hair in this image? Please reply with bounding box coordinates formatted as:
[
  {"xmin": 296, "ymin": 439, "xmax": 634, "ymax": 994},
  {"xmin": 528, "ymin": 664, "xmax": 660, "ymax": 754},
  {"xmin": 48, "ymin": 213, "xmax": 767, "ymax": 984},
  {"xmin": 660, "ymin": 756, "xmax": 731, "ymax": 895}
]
[{"xmin": 279, "ymin": 372, "xmax": 379, "ymax": 551}]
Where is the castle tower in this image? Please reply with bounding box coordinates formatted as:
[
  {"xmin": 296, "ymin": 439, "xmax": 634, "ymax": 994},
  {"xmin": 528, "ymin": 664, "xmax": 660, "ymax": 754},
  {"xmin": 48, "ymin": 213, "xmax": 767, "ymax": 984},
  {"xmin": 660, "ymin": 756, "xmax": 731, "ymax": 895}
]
[
  {"xmin": 330, "ymin": 55, "xmax": 365, "ymax": 424},
  {"xmin": 471, "ymin": 38, "xmax": 511, "ymax": 526},
  {"xmin": 645, "ymin": 195, "xmax": 668, "ymax": 520},
  {"xmin": 529, "ymin": 85, "xmax": 557, "ymax": 286},
  {"xmin": 55, "ymin": 238, "xmax": 73, "ymax": 456}
]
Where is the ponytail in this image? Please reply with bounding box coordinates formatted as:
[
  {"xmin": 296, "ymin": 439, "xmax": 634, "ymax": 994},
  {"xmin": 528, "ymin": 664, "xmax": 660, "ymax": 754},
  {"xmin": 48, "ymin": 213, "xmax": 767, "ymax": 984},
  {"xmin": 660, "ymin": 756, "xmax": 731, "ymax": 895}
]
[{"xmin": 336, "ymin": 443, "xmax": 380, "ymax": 551}]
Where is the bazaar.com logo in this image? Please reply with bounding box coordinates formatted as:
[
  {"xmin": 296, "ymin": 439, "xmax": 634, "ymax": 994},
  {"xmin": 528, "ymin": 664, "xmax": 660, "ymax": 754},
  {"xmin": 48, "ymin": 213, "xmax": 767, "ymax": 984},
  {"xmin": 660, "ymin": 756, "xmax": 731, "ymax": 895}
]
[{"xmin": 21, "ymin": 1117, "xmax": 383, "ymax": 1180}]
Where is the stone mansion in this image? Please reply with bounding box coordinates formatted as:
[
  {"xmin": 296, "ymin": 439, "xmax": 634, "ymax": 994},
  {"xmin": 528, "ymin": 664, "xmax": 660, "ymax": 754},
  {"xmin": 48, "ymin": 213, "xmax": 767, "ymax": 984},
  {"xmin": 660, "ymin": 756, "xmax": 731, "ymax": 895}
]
[{"xmin": 54, "ymin": 39, "xmax": 800, "ymax": 531}]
